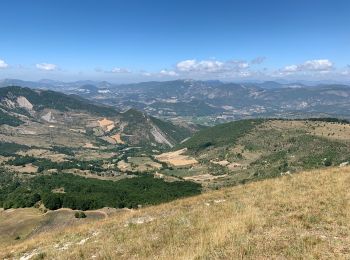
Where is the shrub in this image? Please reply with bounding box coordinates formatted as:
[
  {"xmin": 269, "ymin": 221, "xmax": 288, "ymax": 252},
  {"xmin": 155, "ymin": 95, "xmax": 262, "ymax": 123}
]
[
  {"xmin": 74, "ymin": 211, "xmax": 87, "ymax": 218},
  {"xmin": 324, "ymin": 158, "xmax": 332, "ymax": 167}
]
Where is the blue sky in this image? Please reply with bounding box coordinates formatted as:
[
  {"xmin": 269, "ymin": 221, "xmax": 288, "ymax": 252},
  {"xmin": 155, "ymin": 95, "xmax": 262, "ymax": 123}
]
[{"xmin": 0, "ymin": 0, "xmax": 349, "ymax": 82}]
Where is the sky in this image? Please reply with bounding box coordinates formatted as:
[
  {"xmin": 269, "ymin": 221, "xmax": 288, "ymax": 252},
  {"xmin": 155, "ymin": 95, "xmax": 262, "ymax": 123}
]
[{"xmin": 0, "ymin": 0, "xmax": 349, "ymax": 83}]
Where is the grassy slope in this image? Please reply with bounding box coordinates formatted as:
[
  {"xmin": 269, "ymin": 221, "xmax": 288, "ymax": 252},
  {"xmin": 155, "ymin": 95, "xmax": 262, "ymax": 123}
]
[
  {"xmin": 2, "ymin": 166, "xmax": 350, "ymax": 259},
  {"xmin": 0, "ymin": 208, "xmax": 106, "ymax": 245},
  {"xmin": 173, "ymin": 119, "xmax": 350, "ymax": 187}
]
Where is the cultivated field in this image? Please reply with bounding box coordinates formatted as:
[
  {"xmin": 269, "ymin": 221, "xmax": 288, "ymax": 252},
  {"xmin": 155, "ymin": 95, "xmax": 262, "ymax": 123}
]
[{"xmin": 155, "ymin": 148, "xmax": 198, "ymax": 167}]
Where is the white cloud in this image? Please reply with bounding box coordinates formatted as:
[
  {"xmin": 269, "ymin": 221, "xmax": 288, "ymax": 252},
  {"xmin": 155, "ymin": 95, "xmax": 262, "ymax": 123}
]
[
  {"xmin": 175, "ymin": 59, "xmax": 250, "ymax": 74},
  {"xmin": 36, "ymin": 63, "xmax": 57, "ymax": 71},
  {"xmin": 282, "ymin": 64, "xmax": 299, "ymax": 73},
  {"xmin": 303, "ymin": 59, "xmax": 333, "ymax": 71},
  {"xmin": 159, "ymin": 70, "xmax": 178, "ymax": 76},
  {"xmin": 0, "ymin": 59, "xmax": 8, "ymax": 69},
  {"xmin": 197, "ymin": 60, "xmax": 224, "ymax": 72},
  {"xmin": 282, "ymin": 59, "xmax": 333, "ymax": 74},
  {"xmin": 176, "ymin": 59, "xmax": 198, "ymax": 72},
  {"xmin": 176, "ymin": 59, "xmax": 224, "ymax": 73},
  {"xmin": 110, "ymin": 67, "xmax": 131, "ymax": 73},
  {"xmin": 228, "ymin": 60, "xmax": 249, "ymax": 69}
]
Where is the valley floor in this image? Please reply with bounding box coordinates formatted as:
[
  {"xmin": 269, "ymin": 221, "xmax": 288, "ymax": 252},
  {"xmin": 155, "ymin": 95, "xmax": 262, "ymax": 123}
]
[{"xmin": 1, "ymin": 166, "xmax": 350, "ymax": 259}]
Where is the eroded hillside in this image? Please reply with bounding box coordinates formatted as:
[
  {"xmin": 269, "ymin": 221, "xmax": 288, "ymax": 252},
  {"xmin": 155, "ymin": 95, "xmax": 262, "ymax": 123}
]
[{"xmin": 0, "ymin": 86, "xmax": 195, "ymax": 149}]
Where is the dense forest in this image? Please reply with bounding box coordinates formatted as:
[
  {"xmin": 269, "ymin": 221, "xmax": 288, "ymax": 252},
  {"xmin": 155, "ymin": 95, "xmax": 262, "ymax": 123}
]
[
  {"xmin": 180, "ymin": 119, "xmax": 264, "ymax": 152},
  {"xmin": 0, "ymin": 170, "xmax": 201, "ymax": 210},
  {"xmin": 0, "ymin": 110, "xmax": 23, "ymax": 126}
]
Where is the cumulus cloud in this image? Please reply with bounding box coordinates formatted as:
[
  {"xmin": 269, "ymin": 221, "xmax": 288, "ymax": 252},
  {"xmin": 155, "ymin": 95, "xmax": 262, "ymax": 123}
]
[
  {"xmin": 175, "ymin": 59, "xmax": 250, "ymax": 76},
  {"xmin": 36, "ymin": 63, "xmax": 57, "ymax": 71},
  {"xmin": 282, "ymin": 64, "xmax": 299, "ymax": 73},
  {"xmin": 303, "ymin": 59, "xmax": 333, "ymax": 71},
  {"xmin": 227, "ymin": 60, "xmax": 249, "ymax": 69},
  {"xmin": 281, "ymin": 59, "xmax": 333, "ymax": 74},
  {"xmin": 110, "ymin": 67, "xmax": 131, "ymax": 73},
  {"xmin": 176, "ymin": 60, "xmax": 197, "ymax": 72},
  {"xmin": 0, "ymin": 59, "xmax": 8, "ymax": 69},
  {"xmin": 159, "ymin": 69, "xmax": 178, "ymax": 76},
  {"xmin": 176, "ymin": 59, "xmax": 224, "ymax": 73}
]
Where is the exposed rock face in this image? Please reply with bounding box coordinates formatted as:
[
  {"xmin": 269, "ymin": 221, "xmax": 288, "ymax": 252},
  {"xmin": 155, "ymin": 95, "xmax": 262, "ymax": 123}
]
[
  {"xmin": 2, "ymin": 98, "xmax": 16, "ymax": 109},
  {"xmin": 150, "ymin": 124, "xmax": 173, "ymax": 147},
  {"xmin": 41, "ymin": 111, "xmax": 56, "ymax": 123},
  {"xmin": 16, "ymin": 96, "xmax": 33, "ymax": 110}
]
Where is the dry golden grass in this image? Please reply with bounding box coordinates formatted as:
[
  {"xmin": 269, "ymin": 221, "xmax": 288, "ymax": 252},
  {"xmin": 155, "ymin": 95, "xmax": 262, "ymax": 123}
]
[
  {"xmin": 265, "ymin": 120, "xmax": 350, "ymax": 141},
  {"xmin": 0, "ymin": 208, "xmax": 108, "ymax": 247},
  {"xmin": 310, "ymin": 123, "xmax": 350, "ymax": 140},
  {"xmin": 155, "ymin": 148, "xmax": 198, "ymax": 167},
  {"xmin": 1, "ymin": 166, "xmax": 350, "ymax": 259},
  {"xmin": 5, "ymin": 164, "xmax": 38, "ymax": 174}
]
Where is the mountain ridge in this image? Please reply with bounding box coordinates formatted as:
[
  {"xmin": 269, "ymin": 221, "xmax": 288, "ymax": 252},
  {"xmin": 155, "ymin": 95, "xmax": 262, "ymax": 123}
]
[{"xmin": 0, "ymin": 86, "xmax": 196, "ymax": 150}]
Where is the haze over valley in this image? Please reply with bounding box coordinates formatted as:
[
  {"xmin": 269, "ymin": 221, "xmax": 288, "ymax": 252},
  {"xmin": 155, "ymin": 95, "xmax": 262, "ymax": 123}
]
[{"xmin": 1, "ymin": 0, "xmax": 350, "ymax": 259}]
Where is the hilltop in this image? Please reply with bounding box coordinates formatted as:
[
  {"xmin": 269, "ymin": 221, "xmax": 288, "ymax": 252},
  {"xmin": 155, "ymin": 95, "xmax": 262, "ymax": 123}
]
[
  {"xmin": 1, "ymin": 166, "xmax": 349, "ymax": 259},
  {"xmin": 156, "ymin": 118, "xmax": 350, "ymax": 188}
]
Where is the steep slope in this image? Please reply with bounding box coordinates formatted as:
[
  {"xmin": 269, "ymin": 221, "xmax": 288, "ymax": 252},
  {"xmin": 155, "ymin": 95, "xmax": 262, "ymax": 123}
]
[
  {"xmin": 0, "ymin": 86, "xmax": 117, "ymax": 116},
  {"xmin": 0, "ymin": 86, "xmax": 197, "ymax": 189},
  {"xmin": 0, "ymin": 86, "xmax": 195, "ymax": 150},
  {"xmin": 2, "ymin": 166, "xmax": 349, "ymax": 259}
]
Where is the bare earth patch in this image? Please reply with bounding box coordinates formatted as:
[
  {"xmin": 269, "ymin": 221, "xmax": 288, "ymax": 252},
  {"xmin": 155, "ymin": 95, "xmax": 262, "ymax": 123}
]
[
  {"xmin": 110, "ymin": 133, "xmax": 125, "ymax": 144},
  {"xmin": 210, "ymin": 160, "xmax": 230, "ymax": 166},
  {"xmin": 6, "ymin": 164, "xmax": 38, "ymax": 173},
  {"xmin": 17, "ymin": 149, "xmax": 68, "ymax": 162},
  {"xmin": 155, "ymin": 148, "xmax": 198, "ymax": 167},
  {"xmin": 117, "ymin": 157, "xmax": 162, "ymax": 172},
  {"xmin": 97, "ymin": 118, "xmax": 115, "ymax": 132},
  {"xmin": 183, "ymin": 173, "xmax": 227, "ymax": 182},
  {"xmin": 83, "ymin": 143, "xmax": 99, "ymax": 149}
]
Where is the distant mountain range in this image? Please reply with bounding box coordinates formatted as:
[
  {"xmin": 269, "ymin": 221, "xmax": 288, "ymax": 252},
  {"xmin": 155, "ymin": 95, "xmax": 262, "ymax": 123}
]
[{"xmin": 1, "ymin": 79, "xmax": 350, "ymax": 124}]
